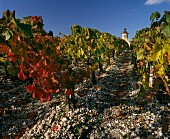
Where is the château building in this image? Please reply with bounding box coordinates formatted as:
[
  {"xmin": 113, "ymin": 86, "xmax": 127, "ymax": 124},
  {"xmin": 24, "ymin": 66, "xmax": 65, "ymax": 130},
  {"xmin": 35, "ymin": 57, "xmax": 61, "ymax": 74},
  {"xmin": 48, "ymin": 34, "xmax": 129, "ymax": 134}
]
[{"xmin": 121, "ymin": 28, "xmax": 130, "ymax": 46}]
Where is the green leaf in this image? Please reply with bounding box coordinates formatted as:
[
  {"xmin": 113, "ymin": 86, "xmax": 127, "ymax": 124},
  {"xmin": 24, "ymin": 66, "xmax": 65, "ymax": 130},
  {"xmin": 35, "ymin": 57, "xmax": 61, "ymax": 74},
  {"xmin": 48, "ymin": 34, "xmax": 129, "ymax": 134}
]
[
  {"xmin": 164, "ymin": 10, "xmax": 170, "ymax": 23},
  {"xmin": 6, "ymin": 63, "xmax": 19, "ymax": 76},
  {"xmin": 13, "ymin": 19, "xmax": 32, "ymax": 38},
  {"xmin": 139, "ymin": 85, "xmax": 146, "ymax": 96},
  {"xmin": 71, "ymin": 24, "xmax": 82, "ymax": 35},
  {"xmin": 18, "ymin": 23, "xmax": 32, "ymax": 38},
  {"xmin": 2, "ymin": 30, "xmax": 13, "ymax": 40},
  {"xmin": 99, "ymin": 47, "xmax": 105, "ymax": 54},
  {"xmin": 150, "ymin": 11, "xmax": 161, "ymax": 23},
  {"xmin": 163, "ymin": 25, "xmax": 170, "ymax": 37}
]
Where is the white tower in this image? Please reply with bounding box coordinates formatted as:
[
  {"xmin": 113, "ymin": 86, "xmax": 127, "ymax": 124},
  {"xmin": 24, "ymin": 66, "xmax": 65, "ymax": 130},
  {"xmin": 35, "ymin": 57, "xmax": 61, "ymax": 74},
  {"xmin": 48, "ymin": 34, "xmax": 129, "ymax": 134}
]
[
  {"xmin": 122, "ymin": 28, "xmax": 128, "ymax": 40},
  {"xmin": 122, "ymin": 28, "xmax": 130, "ymax": 46}
]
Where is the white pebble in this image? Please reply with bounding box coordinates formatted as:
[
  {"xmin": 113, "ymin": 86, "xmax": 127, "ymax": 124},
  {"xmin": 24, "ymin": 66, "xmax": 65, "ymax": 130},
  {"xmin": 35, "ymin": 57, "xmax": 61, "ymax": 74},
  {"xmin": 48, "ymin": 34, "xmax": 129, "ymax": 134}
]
[{"xmin": 61, "ymin": 117, "xmax": 67, "ymax": 122}]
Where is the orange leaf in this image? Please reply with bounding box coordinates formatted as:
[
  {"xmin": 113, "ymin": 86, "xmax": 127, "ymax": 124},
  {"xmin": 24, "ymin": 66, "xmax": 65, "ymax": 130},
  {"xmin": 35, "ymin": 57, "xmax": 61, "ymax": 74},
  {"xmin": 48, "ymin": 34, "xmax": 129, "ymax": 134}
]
[{"xmin": 0, "ymin": 44, "xmax": 10, "ymax": 54}]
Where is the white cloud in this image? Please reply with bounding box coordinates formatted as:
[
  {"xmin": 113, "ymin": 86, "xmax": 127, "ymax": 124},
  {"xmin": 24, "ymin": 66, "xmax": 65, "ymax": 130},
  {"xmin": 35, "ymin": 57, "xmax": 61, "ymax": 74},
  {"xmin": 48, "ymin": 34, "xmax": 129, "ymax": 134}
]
[{"xmin": 145, "ymin": 0, "xmax": 164, "ymax": 5}]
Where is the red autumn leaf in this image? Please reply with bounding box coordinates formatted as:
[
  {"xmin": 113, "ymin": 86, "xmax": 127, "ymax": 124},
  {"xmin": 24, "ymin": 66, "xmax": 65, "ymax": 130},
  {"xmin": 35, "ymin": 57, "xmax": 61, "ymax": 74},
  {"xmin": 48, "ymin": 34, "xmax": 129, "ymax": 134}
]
[
  {"xmin": 40, "ymin": 95, "xmax": 51, "ymax": 102},
  {"xmin": 14, "ymin": 135, "xmax": 19, "ymax": 139},
  {"xmin": 32, "ymin": 88, "xmax": 43, "ymax": 99},
  {"xmin": 51, "ymin": 76, "xmax": 58, "ymax": 84},
  {"xmin": 29, "ymin": 71, "xmax": 38, "ymax": 78},
  {"xmin": 37, "ymin": 34, "xmax": 41, "ymax": 39},
  {"xmin": 0, "ymin": 44, "xmax": 10, "ymax": 54},
  {"xmin": 39, "ymin": 89, "xmax": 52, "ymax": 102},
  {"xmin": 24, "ymin": 84, "xmax": 36, "ymax": 93},
  {"xmin": 29, "ymin": 73, "xmax": 33, "ymax": 78},
  {"xmin": 48, "ymin": 89, "xmax": 53, "ymax": 93},
  {"xmin": 45, "ymin": 96, "xmax": 51, "ymax": 102},
  {"xmin": 51, "ymin": 125, "xmax": 59, "ymax": 131},
  {"xmin": 18, "ymin": 69, "xmax": 27, "ymax": 81},
  {"xmin": 34, "ymin": 16, "xmax": 39, "ymax": 20},
  {"xmin": 34, "ymin": 78, "xmax": 41, "ymax": 86},
  {"xmin": 7, "ymin": 53, "xmax": 14, "ymax": 57},
  {"xmin": 32, "ymin": 16, "xmax": 39, "ymax": 22},
  {"xmin": 7, "ymin": 53, "xmax": 17, "ymax": 62},
  {"xmin": 65, "ymin": 89, "xmax": 72, "ymax": 96},
  {"xmin": 11, "ymin": 57, "xmax": 17, "ymax": 63},
  {"xmin": 55, "ymin": 89, "xmax": 60, "ymax": 93}
]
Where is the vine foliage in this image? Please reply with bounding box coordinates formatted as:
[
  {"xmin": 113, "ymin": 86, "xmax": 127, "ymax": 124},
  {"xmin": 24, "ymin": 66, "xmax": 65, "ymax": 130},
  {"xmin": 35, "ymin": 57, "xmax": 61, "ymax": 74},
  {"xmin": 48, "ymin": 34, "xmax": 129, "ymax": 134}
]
[
  {"xmin": 0, "ymin": 9, "xmax": 128, "ymax": 110},
  {"xmin": 131, "ymin": 11, "xmax": 170, "ymax": 98}
]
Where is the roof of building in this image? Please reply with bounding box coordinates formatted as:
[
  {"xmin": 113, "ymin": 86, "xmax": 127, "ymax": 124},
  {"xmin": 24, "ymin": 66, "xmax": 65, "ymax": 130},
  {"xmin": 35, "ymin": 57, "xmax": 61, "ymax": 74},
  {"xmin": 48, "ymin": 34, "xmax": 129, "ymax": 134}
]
[{"xmin": 122, "ymin": 28, "xmax": 129, "ymax": 34}]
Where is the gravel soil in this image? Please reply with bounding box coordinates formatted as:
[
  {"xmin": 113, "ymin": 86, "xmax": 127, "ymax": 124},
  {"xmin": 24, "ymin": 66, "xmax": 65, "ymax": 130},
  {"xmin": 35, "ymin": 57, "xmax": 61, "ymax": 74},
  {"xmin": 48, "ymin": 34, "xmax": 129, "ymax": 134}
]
[{"xmin": 0, "ymin": 50, "xmax": 170, "ymax": 139}]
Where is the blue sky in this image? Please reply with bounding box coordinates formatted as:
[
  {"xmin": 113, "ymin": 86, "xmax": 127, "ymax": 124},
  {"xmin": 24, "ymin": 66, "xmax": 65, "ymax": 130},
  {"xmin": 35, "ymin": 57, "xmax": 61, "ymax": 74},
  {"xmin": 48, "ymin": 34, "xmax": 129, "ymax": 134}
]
[{"xmin": 0, "ymin": 0, "xmax": 170, "ymax": 39}]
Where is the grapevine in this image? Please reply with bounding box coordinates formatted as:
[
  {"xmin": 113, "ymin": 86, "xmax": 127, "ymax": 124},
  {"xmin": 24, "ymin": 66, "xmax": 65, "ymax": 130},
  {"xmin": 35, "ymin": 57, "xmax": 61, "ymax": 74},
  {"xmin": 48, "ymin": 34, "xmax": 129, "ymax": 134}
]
[
  {"xmin": 131, "ymin": 11, "xmax": 170, "ymax": 99},
  {"xmin": 0, "ymin": 9, "xmax": 129, "ymax": 110}
]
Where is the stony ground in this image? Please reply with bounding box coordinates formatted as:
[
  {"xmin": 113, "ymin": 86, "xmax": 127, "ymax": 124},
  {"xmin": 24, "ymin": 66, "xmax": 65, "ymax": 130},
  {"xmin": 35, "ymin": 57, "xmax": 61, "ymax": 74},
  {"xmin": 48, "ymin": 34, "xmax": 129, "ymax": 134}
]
[{"xmin": 0, "ymin": 50, "xmax": 170, "ymax": 139}]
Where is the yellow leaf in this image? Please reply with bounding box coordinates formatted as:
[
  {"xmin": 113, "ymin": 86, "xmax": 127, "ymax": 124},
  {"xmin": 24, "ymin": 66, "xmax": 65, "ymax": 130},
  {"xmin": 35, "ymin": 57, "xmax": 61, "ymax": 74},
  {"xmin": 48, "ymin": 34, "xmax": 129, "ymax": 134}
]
[
  {"xmin": 80, "ymin": 48, "xmax": 84, "ymax": 56},
  {"xmin": 84, "ymin": 55, "xmax": 87, "ymax": 59},
  {"xmin": 142, "ymin": 73, "xmax": 149, "ymax": 88},
  {"xmin": 163, "ymin": 41, "xmax": 170, "ymax": 54},
  {"xmin": 155, "ymin": 64, "xmax": 165, "ymax": 77},
  {"xmin": 144, "ymin": 43, "xmax": 151, "ymax": 51},
  {"xmin": 77, "ymin": 49, "xmax": 81, "ymax": 57},
  {"xmin": 11, "ymin": 18, "xmax": 17, "ymax": 26},
  {"xmin": 0, "ymin": 57, "xmax": 5, "ymax": 63},
  {"xmin": 136, "ymin": 48, "xmax": 144, "ymax": 60},
  {"xmin": 149, "ymin": 49, "xmax": 161, "ymax": 61}
]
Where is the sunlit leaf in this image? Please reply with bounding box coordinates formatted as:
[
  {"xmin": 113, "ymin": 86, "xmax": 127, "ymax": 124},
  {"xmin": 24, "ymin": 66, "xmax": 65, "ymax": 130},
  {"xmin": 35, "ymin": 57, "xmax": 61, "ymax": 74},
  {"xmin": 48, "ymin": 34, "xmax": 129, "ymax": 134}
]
[
  {"xmin": 2, "ymin": 30, "xmax": 13, "ymax": 40},
  {"xmin": 136, "ymin": 48, "xmax": 144, "ymax": 60},
  {"xmin": 149, "ymin": 50, "xmax": 161, "ymax": 61},
  {"xmin": 155, "ymin": 64, "xmax": 165, "ymax": 77},
  {"xmin": 163, "ymin": 25, "xmax": 170, "ymax": 37},
  {"xmin": 150, "ymin": 11, "xmax": 161, "ymax": 23}
]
